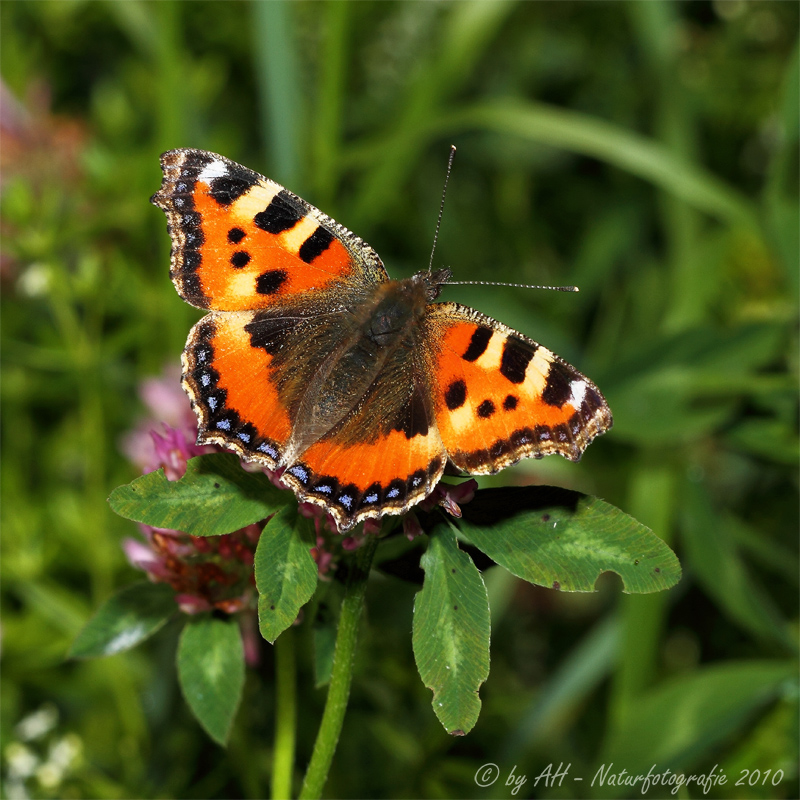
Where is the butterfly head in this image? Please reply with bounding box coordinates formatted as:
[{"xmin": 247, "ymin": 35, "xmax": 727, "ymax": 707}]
[{"xmin": 418, "ymin": 267, "xmax": 452, "ymax": 302}]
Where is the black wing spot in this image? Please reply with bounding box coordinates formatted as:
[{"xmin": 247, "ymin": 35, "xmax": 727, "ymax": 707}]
[
  {"xmin": 256, "ymin": 269, "xmax": 288, "ymax": 295},
  {"xmin": 208, "ymin": 173, "xmax": 256, "ymax": 206},
  {"xmin": 462, "ymin": 327, "xmax": 492, "ymax": 362},
  {"xmin": 230, "ymin": 251, "xmax": 251, "ymax": 269},
  {"xmin": 542, "ymin": 365, "xmax": 573, "ymax": 407},
  {"xmin": 500, "ymin": 338, "xmax": 534, "ymax": 384},
  {"xmin": 254, "ymin": 191, "xmax": 303, "ymax": 234},
  {"xmin": 245, "ymin": 312, "xmax": 290, "ymax": 355},
  {"xmin": 445, "ymin": 379, "xmax": 467, "ymax": 410},
  {"xmin": 503, "ymin": 394, "xmax": 518, "ymax": 411},
  {"xmin": 298, "ymin": 227, "xmax": 335, "ymax": 263},
  {"xmin": 228, "ymin": 227, "xmax": 246, "ymax": 244},
  {"xmin": 477, "ymin": 399, "xmax": 495, "ymax": 418}
]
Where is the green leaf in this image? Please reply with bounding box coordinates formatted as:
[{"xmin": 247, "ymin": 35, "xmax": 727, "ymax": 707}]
[
  {"xmin": 413, "ymin": 523, "xmax": 490, "ymax": 735},
  {"xmin": 108, "ymin": 454, "xmax": 288, "ymax": 536},
  {"xmin": 177, "ymin": 614, "xmax": 244, "ymax": 746},
  {"xmin": 69, "ymin": 582, "xmax": 176, "ymax": 658},
  {"xmin": 598, "ymin": 660, "xmax": 797, "ymax": 786},
  {"xmin": 456, "ymin": 487, "xmax": 680, "ymax": 593},
  {"xmin": 256, "ymin": 506, "xmax": 318, "ymax": 644}
]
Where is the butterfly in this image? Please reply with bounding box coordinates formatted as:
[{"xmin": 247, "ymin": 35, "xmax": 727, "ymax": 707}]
[{"xmin": 151, "ymin": 149, "xmax": 612, "ymax": 532}]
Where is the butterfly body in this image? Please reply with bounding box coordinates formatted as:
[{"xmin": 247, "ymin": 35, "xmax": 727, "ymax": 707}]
[
  {"xmin": 279, "ymin": 270, "xmax": 444, "ymax": 462},
  {"xmin": 153, "ymin": 149, "xmax": 612, "ymax": 531}
]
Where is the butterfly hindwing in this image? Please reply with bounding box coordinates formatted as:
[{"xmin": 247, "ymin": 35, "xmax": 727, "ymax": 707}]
[
  {"xmin": 151, "ymin": 149, "xmax": 389, "ymax": 311},
  {"xmin": 423, "ymin": 302, "xmax": 612, "ymax": 473},
  {"xmin": 182, "ymin": 302, "xmax": 377, "ymax": 469},
  {"xmin": 182, "ymin": 311, "xmax": 296, "ymax": 468},
  {"xmin": 281, "ymin": 379, "xmax": 446, "ymax": 532},
  {"xmin": 281, "ymin": 319, "xmax": 447, "ymax": 531},
  {"xmin": 180, "ymin": 284, "xmax": 448, "ymax": 532}
]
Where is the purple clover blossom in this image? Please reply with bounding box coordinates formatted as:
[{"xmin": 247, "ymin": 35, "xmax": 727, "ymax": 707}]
[
  {"xmin": 120, "ymin": 365, "xmax": 213, "ymax": 476},
  {"xmin": 119, "ymin": 366, "xmax": 262, "ymax": 667},
  {"xmin": 125, "ymin": 523, "xmax": 261, "ymax": 615}
]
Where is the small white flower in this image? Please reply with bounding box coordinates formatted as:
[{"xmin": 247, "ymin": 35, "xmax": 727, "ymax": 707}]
[
  {"xmin": 4, "ymin": 742, "xmax": 38, "ymax": 780},
  {"xmin": 15, "ymin": 704, "xmax": 58, "ymax": 742}
]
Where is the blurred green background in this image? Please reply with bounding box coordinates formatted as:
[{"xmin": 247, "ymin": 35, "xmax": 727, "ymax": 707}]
[{"xmin": 1, "ymin": 1, "xmax": 798, "ymax": 798}]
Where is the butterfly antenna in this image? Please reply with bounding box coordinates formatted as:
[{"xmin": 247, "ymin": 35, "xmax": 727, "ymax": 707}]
[
  {"xmin": 446, "ymin": 280, "xmax": 579, "ymax": 292},
  {"xmin": 428, "ymin": 145, "xmax": 457, "ymax": 274}
]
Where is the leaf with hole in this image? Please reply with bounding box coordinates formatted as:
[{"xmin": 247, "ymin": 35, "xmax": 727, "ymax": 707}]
[{"xmin": 456, "ymin": 487, "xmax": 680, "ymax": 593}]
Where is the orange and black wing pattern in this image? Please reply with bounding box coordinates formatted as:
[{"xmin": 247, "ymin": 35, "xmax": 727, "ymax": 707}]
[
  {"xmin": 151, "ymin": 149, "xmax": 388, "ymax": 312},
  {"xmin": 180, "ymin": 301, "xmax": 447, "ymax": 531},
  {"xmin": 180, "ymin": 310, "xmax": 297, "ymax": 471},
  {"xmin": 281, "ymin": 359, "xmax": 447, "ymax": 532},
  {"xmin": 424, "ymin": 302, "xmax": 612, "ymax": 474}
]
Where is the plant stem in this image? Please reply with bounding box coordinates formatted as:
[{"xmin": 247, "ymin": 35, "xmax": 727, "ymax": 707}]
[
  {"xmin": 272, "ymin": 627, "xmax": 296, "ymax": 800},
  {"xmin": 299, "ymin": 535, "xmax": 379, "ymax": 800}
]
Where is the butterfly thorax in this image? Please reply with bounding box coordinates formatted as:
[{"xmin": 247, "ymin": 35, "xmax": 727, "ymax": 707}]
[{"xmin": 286, "ymin": 273, "xmax": 438, "ymax": 460}]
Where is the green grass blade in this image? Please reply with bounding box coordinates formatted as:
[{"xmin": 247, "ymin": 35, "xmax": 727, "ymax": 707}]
[
  {"xmin": 350, "ymin": 1, "xmax": 517, "ymax": 227},
  {"xmin": 440, "ymin": 100, "xmax": 759, "ymax": 229},
  {"xmin": 252, "ymin": 0, "xmax": 302, "ymax": 186}
]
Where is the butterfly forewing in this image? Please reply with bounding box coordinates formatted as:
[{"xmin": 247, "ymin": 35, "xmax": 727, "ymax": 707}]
[{"xmin": 151, "ymin": 149, "xmax": 388, "ymax": 311}]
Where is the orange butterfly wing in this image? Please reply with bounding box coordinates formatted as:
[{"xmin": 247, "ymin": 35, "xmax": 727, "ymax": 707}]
[
  {"xmin": 151, "ymin": 149, "xmax": 388, "ymax": 311},
  {"xmin": 180, "ymin": 311, "xmax": 295, "ymax": 470},
  {"xmin": 424, "ymin": 303, "xmax": 612, "ymax": 473},
  {"xmin": 280, "ymin": 349, "xmax": 446, "ymax": 532},
  {"xmin": 181, "ymin": 302, "xmax": 447, "ymax": 532}
]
